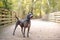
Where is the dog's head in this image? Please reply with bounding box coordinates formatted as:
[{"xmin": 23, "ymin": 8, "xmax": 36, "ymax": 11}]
[{"xmin": 27, "ymin": 12, "xmax": 33, "ymax": 19}]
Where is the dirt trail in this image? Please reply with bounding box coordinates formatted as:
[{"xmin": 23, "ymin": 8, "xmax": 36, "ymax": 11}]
[{"xmin": 0, "ymin": 19, "xmax": 60, "ymax": 40}]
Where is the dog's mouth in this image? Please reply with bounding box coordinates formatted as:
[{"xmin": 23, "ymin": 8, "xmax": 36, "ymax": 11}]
[{"xmin": 30, "ymin": 15, "xmax": 33, "ymax": 18}]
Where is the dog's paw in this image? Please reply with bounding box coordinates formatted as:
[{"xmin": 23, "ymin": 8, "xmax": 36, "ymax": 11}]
[
  {"xmin": 13, "ymin": 33, "xmax": 15, "ymax": 36},
  {"xmin": 23, "ymin": 35, "xmax": 25, "ymax": 38},
  {"xmin": 27, "ymin": 35, "xmax": 29, "ymax": 37}
]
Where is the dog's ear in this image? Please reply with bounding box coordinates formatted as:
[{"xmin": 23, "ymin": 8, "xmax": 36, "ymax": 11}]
[
  {"xmin": 31, "ymin": 12, "xmax": 33, "ymax": 14},
  {"xmin": 28, "ymin": 12, "xmax": 33, "ymax": 14},
  {"xmin": 28, "ymin": 12, "xmax": 30, "ymax": 14}
]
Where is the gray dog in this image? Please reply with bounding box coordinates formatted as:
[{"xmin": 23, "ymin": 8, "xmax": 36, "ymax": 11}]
[{"xmin": 13, "ymin": 12, "xmax": 33, "ymax": 37}]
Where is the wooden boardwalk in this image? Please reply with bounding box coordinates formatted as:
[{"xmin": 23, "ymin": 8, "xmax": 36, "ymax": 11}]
[{"xmin": 0, "ymin": 19, "xmax": 60, "ymax": 40}]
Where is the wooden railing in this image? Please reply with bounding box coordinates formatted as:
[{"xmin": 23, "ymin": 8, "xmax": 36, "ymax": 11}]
[
  {"xmin": 49, "ymin": 12, "xmax": 60, "ymax": 23},
  {"xmin": 54, "ymin": 12, "xmax": 60, "ymax": 23},
  {"xmin": 0, "ymin": 8, "xmax": 16, "ymax": 27}
]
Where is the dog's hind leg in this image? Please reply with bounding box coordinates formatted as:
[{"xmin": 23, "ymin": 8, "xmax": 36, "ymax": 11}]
[
  {"xmin": 13, "ymin": 23, "xmax": 18, "ymax": 35},
  {"xmin": 27, "ymin": 27, "xmax": 30, "ymax": 37},
  {"xmin": 21, "ymin": 27, "xmax": 23, "ymax": 35}
]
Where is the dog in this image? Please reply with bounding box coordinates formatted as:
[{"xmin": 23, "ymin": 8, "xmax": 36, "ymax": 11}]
[{"xmin": 13, "ymin": 12, "xmax": 33, "ymax": 37}]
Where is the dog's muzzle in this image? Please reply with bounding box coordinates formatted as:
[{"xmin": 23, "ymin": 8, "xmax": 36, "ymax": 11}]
[{"xmin": 30, "ymin": 15, "xmax": 33, "ymax": 18}]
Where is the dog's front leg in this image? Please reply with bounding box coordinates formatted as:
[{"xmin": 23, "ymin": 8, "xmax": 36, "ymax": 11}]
[{"xmin": 23, "ymin": 27, "xmax": 26, "ymax": 37}]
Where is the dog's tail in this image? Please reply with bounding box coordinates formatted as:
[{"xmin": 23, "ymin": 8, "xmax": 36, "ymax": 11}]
[
  {"xmin": 13, "ymin": 11, "xmax": 19, "ymax": 20},
  {"xmin": 15, "ymin": 15, "xmax": 19, "ymax": 20}
]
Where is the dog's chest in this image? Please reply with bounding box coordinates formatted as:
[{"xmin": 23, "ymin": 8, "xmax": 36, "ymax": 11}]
[{"xmin": 23, "ymin": 21, "xmax": 30, "ymax": 28}]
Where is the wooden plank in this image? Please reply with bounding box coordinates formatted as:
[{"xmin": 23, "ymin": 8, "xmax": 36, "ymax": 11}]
[
  {"xmin": 0, "ymin": 18, "xmax": 16, "ymax": 20},
  {"xmin": 0, "ymin": 23, "xmax": 14, "ymax": 28},
  {"xmin": 0, "ymin": 21, "xmax": 12, "ymax": 24}
]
